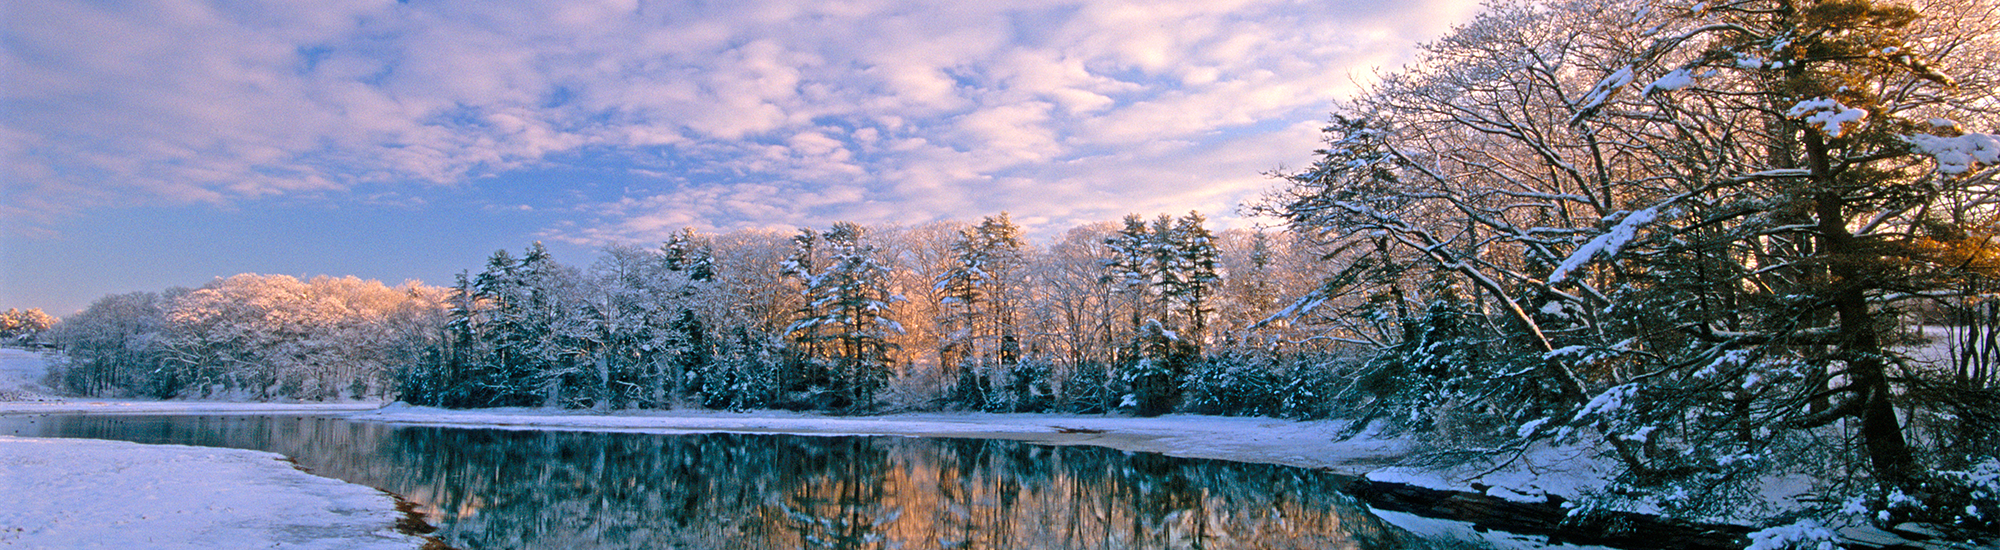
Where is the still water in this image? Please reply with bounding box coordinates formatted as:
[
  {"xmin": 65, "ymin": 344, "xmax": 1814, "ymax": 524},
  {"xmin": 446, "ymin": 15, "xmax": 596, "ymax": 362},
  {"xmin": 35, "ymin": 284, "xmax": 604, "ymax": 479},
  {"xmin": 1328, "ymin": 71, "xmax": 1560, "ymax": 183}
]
[{"xmin": 2, "ymin": 414, "xmax": 1435, "ymax": 549}]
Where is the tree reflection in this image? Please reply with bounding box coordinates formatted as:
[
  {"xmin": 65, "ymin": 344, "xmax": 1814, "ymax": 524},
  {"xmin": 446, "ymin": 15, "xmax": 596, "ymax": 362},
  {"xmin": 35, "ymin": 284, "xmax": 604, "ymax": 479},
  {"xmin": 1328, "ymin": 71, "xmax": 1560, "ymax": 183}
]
[{"xmin": 7, "ymin": 415, "xmax": 1424, "ymax": 549}]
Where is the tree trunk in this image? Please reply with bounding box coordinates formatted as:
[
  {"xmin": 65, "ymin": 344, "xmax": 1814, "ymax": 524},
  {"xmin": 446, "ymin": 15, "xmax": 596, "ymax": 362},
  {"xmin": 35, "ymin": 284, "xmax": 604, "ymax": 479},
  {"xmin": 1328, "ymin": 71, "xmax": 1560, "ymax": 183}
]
[
  {"xmin": 593, "ymin": 351, "xmax": 611, "ymax": 412},
  {"xmin": 1809, "ymin": 125, "xmax": 1915, "ymax": 485}
]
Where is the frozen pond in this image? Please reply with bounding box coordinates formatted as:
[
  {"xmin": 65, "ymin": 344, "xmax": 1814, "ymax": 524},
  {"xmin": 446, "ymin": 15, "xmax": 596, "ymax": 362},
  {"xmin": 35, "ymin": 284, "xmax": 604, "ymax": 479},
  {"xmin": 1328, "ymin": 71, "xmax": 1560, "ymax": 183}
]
[{"xmin": 3, "ymin": 414, "xmax": 1438, "ymax": 549}]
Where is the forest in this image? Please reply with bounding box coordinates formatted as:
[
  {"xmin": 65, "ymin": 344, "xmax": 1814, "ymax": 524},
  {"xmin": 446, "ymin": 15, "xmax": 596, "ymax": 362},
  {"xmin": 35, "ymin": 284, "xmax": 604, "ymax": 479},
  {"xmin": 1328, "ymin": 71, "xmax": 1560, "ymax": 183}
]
[
  {"xmin": 40, "ymin": 214, "xmax": 1332, "ymax": 415},
  {"xmin": 22, "ymin": 0, "xmax": 2000, "ymax": 543}
]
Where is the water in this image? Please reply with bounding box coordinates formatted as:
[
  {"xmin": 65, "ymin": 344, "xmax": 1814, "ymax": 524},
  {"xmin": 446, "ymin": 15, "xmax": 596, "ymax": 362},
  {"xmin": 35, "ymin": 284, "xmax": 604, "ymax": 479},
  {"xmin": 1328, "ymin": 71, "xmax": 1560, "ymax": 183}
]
[{"xmin": 1, "ymin": 414, "xmax": 1433, "ymax": 549}]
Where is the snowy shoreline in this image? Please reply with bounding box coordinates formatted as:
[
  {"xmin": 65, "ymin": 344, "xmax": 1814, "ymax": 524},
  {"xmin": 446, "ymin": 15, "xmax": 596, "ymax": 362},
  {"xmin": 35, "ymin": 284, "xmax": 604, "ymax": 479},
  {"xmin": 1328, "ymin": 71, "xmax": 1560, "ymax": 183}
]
[{"xmin": 0, "ymin": 435, "xmax": 429, "ymax": 549}]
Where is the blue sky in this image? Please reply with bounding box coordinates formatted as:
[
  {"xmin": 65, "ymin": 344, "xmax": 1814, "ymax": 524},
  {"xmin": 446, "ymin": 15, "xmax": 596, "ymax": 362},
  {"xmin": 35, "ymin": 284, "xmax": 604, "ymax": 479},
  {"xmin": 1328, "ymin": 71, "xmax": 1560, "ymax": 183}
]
[{"xmin": 1, "ymin": 0, "xmax": 1480, "ymax": 316}]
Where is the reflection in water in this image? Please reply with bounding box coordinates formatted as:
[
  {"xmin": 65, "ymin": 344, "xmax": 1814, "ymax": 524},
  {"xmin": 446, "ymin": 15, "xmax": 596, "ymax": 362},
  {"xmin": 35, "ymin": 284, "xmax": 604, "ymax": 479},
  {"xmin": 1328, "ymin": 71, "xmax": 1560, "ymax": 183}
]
[{"xmin": 2, "ymin": 415, "xmax": 1426, "ymax": 549}]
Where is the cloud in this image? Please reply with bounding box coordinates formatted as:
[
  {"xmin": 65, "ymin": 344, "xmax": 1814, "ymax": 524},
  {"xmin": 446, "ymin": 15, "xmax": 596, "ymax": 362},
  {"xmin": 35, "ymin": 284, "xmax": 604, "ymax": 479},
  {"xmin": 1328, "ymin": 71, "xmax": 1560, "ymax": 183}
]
[{"xmin": 2, "ymin": 0, "xmax": 1484, "ymax": 241}]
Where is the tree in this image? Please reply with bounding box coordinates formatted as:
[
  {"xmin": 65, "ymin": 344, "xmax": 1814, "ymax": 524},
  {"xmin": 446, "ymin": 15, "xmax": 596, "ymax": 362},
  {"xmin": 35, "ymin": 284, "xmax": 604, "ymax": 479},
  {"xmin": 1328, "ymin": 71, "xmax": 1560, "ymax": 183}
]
[
  {"xmin": 1104, "ymin": 212, "xmax": 1223, "ymax": 343},
  {"xmin": 1121, "ymin": 319, "xmax": 1197, "ymax": 417},
  {"xmin": 47, "ymin": 292, "xmax": 171, "ymax": 396},
  {"xmin": 1266, "ymin": 0, "xmax": 2000, "ymax": 533},
  {"xmin": 1035, "ymin": 222, "xmax": 1127, "ymax": 412},
  {"xmin": 787, "ymin": 222, "xmax": 905, "ymax": 412},
  {"xmin": 654, "ymin": 229, "xmax": 721, "ymax": 409},
  {"xmin": 1164, "ymin": 212, "xmax": 1222, "ymax": 342},
  {"xmin": 936, "ymin": 213, "xmax": 1030, "ymax": 409},
  {"xmin": 0, "ymin": 308, "xmax": 57, "ymax": 345}
]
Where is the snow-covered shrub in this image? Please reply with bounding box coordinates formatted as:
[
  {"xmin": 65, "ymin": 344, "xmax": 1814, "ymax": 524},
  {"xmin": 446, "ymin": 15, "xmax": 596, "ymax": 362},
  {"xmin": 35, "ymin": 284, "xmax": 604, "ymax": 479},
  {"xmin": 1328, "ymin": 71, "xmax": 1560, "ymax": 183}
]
[
  {"xmin": 1270, "ymin": 355, "xmax": 1344, "ymax": 420},
  {"xmin": 1181, "ymin": 353, "xmax": 1278, "ymax": 416},
  {"xmin": 1060, "ymin": 360, "xmax": 1114, "ymax": 414},
  {"xmin": 944, "ymin": 356, "xmax": 1055, "ymax": 413},
  {"xmin": 999, "ymin": 357, "xmax": 1055, "ymax": 413},
  {"xmin": 1117, "ymin": 320, "xmax": 1196, "ymax": 417},
  {"xmin": 1886, "ymin": 457, "xmax": 2000, "ymax": 535},
  {"xmin": 947, "ymin": 358, "xmax": 993, "ymax": 411},
  {"xmin": 1335, "ymin": 290, "xmax": 1540, "ymax": 441},
  {"xmin": 1745, "ymin": 519, "xmax": 1840, "ymax": 550}
]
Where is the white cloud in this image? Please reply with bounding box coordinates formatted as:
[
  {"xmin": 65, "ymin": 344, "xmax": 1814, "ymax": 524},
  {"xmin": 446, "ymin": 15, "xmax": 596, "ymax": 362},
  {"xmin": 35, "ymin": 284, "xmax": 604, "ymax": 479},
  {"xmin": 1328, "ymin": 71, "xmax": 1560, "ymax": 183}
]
[{"xmin": 2, "ymin": 0, "xmax": 1484, "ymax": 241}]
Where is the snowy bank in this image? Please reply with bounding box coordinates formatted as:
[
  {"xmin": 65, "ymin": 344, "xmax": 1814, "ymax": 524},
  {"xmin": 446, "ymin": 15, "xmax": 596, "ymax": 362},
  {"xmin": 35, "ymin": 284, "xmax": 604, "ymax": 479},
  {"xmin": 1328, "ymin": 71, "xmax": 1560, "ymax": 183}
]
[
  {"xmin": 0, "ymin": 348, "xmax": 57, "ymax": 402},
  {"xmin": 0, "ymin": 399, "xmax": 384, "ymax": 416},
  {"xmin": 0, "ymin": 436, "xmax": 426, "ymax": 549}
]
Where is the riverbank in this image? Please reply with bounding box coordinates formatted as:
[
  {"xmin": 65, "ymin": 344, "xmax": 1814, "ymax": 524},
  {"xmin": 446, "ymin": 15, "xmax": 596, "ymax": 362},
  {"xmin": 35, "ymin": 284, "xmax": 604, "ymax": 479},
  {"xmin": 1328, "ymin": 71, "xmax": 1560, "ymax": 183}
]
[
  {"xmin": 0, "ymin": 398, "xmax": 385, "ymax": 416},
  {"xmin": 0, "ymin": 436, "xmax": 428, "ymax": 549}
]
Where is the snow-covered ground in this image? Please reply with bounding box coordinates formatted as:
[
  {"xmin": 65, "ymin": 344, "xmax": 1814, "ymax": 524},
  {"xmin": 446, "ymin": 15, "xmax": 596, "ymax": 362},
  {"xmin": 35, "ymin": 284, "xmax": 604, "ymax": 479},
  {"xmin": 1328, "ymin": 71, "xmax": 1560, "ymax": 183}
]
[
  {"xmin": 0, "ymin": 398, "xmax": 386, "ymax": 416},
  {"xmin": 0, "ymin": 349, "xmax": 425, "ymax": 549},
  {"xmin": 0, "ymin": 348, "xmax": 1594, "ymax": 499},
  {"xmin": 0, "ymin": 436, "xmax": 426, "ymax": 549},
  {"xmin": 0, "ymin": 348, "xmax": 58, "ymax": 402}
]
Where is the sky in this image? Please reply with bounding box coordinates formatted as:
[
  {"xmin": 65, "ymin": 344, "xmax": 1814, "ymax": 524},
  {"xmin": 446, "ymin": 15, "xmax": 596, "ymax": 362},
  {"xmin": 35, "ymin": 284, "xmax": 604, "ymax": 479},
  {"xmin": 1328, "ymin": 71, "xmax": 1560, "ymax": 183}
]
[{"xmin": 1, "ymin": 0, "xmax": 1483, "ymax": 316}]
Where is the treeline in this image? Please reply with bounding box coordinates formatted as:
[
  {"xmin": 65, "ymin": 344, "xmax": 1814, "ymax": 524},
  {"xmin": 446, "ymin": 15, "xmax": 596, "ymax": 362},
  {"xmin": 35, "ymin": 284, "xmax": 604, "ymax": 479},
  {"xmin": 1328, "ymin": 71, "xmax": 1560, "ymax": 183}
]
[
  {"xmin": 47, "ymin": 275, "xmax": 447, "ymax": 400},
  {"xmin": 0, "ymin": 307, "xmax": 57, "ymax": 346},
  {"xmin": 1252, "ymin": 0, "xmax": 2000, "ymax": 539},
  {"xmin": 48, "ymin": 214, "xmax": 1349, "ymax": 415},
  {"xmin": 393, "ymin": 213, "xmax": 1344, "ymax": 416}
]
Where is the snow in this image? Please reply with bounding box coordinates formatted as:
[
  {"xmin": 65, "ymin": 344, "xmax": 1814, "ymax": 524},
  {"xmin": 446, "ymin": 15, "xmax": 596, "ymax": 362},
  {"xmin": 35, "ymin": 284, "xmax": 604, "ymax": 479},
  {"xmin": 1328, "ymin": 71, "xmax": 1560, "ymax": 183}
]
[
  {"xmin": 0, "ymin": 349, "xmax": 1643, "ymax": 547},
  {"xmin": 1485, "ymin": 485, "xmax": 1551, "ymax": 504},
  {"xmin": 1643, "ymin": 68, "xmax": 1697, "ymax": 95},
  {"xmin": 0, "ymin": 348, "xmax": 419, "ymax": 549},
  {"xmin": 1907, "ymin": 132, "xmax": 2000, "ymax": 174},
  {"xmin": 1745, "ymin": 519, "xmax": 1839, "ymax": 550},
  {"xmin": 1517, "ymin": 416, "xmax": 1553, "ymax": 438},
  {"xmin": 1549, "ymin": 206, "xmax": 1660, "ymax": 283},
  {"xmin": 0, "ymin": 349, "xmax": 57, "ymax": 402},
  {"xmin": 1366, "ymin": 467, "xmax": 1471, "ymax": 492},
  {"xmin": 1576, "ymin": 66, "xmax": 1635, "ymax": 113},
  {"xmin": 1572, "ymin": 383, "xmax": 1639, "ymax": 424},
  {"xmin": 1366, "ymin": 509, "xmax": 1621, "ymax": 550},
  {"xmin": 0, "ymin": 436, "xmax": 424, "ymax": 549},
  {"xmin": 1785, "ymin": 98, "xmax": 1868, "ymax": 139},
  {"xmin": 3, "ymin": 346, "xmax": 1945, "ymax": 548},
  {"xmin": 1366, "ymin": 439, "xmax": 1620, "ymax": 516}
]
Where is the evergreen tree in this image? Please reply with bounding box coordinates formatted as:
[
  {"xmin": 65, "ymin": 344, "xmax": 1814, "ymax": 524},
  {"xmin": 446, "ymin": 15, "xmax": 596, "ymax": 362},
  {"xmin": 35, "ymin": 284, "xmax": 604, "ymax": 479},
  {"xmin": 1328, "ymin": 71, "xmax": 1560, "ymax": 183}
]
[
  {"xmin": 1266, "ymin": 0, "xmax": 2000, "ymax": 533},
  {"xmin": 1104, "ymin": 214, "xmax": 1159, "ymax": 332},
  {"xmin": 653, "ymin": 229, "xmax": 717, "ymax": 408},
  {"xmin": 1120, "ymin": 319, "xmax": 1196, "ymax": 417},
  {"xmin": 936, "ymin": 213, "xmax": 1027, "ymax": 410},
  {"xmin": 1164, "ymin": 212, "xmax": 1222, "ymax": 342},
  {"xmin": 787, "ymin": 222, "xmax": 904, "ymax": 412}
]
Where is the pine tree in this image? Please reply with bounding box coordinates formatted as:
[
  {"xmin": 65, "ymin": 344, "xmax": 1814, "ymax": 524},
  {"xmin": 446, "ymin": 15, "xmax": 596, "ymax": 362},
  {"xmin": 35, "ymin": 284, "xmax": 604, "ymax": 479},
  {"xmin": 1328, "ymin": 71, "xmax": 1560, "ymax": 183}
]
[
  {"xmin": 1164, "ymin": 212, "xmax": 1221, "ymax": 343},
  {"xmin": 1104, "ymin": 214, "xmax": 1159, "ymax": 333},
  {"xmin": 1267, "ymin": 0, "xmax": 2000, "ymax": 531},
  {"xmin": 936, "ymin": 213, "xmax": 1027, "ymax": 409},
  {"xmin": 787, "ymin": 223, "xmax": 904, "ymax": 412},
  {"xmin": 655, "ymin": 229, "xmax": 717, "ymax": 408}
]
